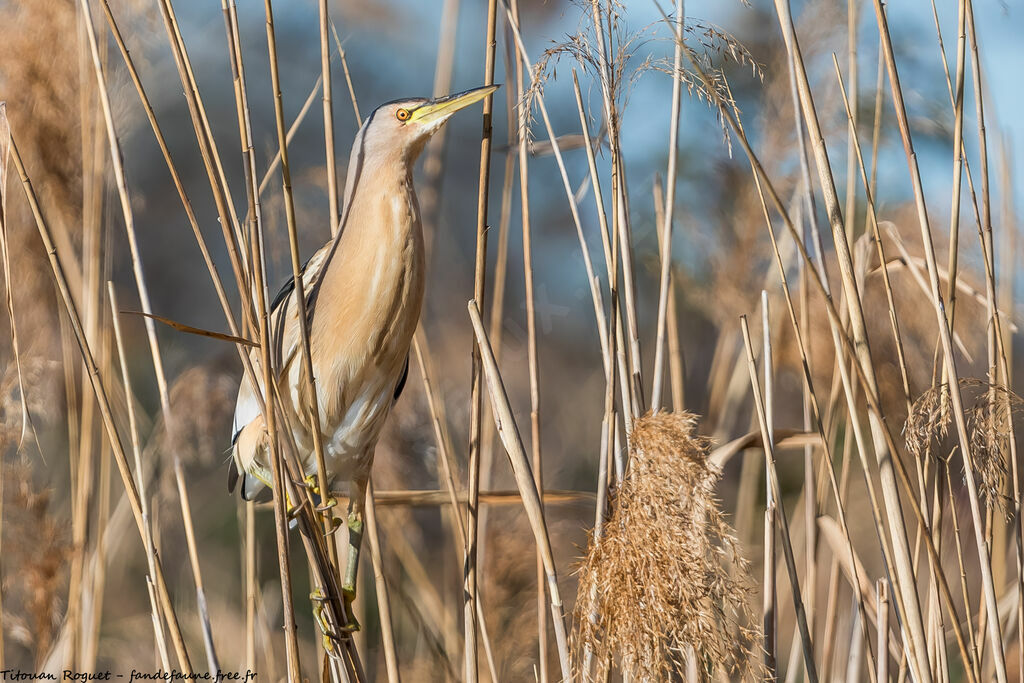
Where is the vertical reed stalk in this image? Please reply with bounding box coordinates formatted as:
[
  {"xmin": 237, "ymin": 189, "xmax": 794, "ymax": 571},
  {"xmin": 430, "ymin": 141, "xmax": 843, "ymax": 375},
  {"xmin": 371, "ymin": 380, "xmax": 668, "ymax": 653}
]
[
  {"xmin": 871, "ymin": 2, "xmax": 1006, "ymax": 678},
  {"xmin": 364, "ymin": 481, "xmax": 400, "ymax": 683},
  {"xmin": 464, "ymin": 1, "xmax": 499, "ymax": 678},
  {"xmin": 468, "ymin": 300, "xmax": 572, "ymax": 681},
  {"xmin": 740, "ymin": 315, "xmax": 818, "ymax": 682},
  {"xmin": 650, "ymin": 0, "xmax": 684, "ymax": 412},
  {"xmin": 79, "ymin": 0, "xmax": 220, "ymax": 670},
  {"xmin": 764, "ymin": 504, "xmax": 778, "ymax": 680},
  {"xmin": 318, "ymin": 0, "xmax": 338, "ymax": 234},
  {"xmin": 10, "ymin": 134, "xmax": 193, "ymax": 673},
  {"xmin": 772, "ymin": 1, "xmax": 933, "ymax": 677},
  {"xmin": 510, "ymin": 0, "xmax": 549, "ymax": 672},
  {"xmin": 878, "ymin": 580, "xmax": 890, "ymax": 683}
]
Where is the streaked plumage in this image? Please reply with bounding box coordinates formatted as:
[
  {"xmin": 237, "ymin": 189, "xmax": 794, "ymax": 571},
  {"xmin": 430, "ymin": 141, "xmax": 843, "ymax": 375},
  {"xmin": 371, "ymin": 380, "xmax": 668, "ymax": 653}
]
[{"xmin": 227, "ymin": 85, "xmax": 497, "ymax": 613}]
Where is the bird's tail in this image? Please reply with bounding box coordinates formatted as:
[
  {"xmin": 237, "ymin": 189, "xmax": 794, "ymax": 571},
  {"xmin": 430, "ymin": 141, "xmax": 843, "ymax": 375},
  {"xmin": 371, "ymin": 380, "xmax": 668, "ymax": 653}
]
[{"xmin": 228, "ymin": 417, "xmax": 271, "ymax": 502}]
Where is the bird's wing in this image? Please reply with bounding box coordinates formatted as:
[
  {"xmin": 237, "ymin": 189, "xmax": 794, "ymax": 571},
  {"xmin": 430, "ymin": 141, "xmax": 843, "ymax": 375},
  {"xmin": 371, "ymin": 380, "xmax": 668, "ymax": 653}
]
[
  {"xmin": 229, "ymin": 240, "xmax": 335, "ymax": 495},
  {"xmin": 267, "ymin": 241, "xmax": 335, "ymax": 378}
]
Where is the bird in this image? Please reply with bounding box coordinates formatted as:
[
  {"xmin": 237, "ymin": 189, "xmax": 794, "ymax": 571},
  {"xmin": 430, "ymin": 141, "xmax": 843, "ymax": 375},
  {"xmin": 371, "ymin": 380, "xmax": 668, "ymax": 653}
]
[{"xmin": 227, "ymin": 84, "xmax": 498, "ymax": 627}]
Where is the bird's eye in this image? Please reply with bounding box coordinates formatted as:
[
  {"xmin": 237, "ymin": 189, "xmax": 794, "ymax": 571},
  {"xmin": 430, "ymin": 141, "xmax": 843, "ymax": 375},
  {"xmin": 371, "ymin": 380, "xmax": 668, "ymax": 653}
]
[{"xmin": 396, "ymin": 108, "xmax": 411, "ymax": 122}]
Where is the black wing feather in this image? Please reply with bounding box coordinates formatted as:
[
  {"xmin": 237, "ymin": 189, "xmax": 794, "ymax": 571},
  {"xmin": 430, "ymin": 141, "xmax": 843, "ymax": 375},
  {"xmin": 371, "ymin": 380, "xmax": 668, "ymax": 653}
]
[
  {"xmin": 268, "ymin": 252, "xmax": 318, "ymax": 314},
  {"xmin": 394, "ymin": 355, "xmax": 410, "ymax": 402}
]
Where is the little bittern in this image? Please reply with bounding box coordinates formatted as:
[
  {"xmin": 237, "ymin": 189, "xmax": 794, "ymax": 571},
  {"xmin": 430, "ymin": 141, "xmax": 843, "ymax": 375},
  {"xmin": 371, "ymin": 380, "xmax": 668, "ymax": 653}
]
[{"xmin": 228, "ymin": 84, "xmax": 498, "ymax": 624}]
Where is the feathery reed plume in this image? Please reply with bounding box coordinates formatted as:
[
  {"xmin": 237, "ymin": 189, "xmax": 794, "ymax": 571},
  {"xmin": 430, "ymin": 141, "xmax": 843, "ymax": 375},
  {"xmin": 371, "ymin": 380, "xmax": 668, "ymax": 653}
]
[
  {"xmin": 906, "ymin": 378, "xmax": 1020, "ymax": 511},
  {"xmin": 574, "ymin": 411, "xmax": 759, "ymax": 679},
  {"xmin": 1, "ymin": 460, "xmax": 70, "ymax": 666}
]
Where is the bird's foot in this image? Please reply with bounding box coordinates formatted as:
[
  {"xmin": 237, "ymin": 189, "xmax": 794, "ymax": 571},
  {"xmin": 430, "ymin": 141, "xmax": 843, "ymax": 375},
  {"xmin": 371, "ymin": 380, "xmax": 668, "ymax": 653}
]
[
  {"xmin": 301, "ymin": 475, "xmax": 341, "ymax": 536},
  {"xmin": 310, "ymin": 589, "xmax": 352, "ymax": 652},
  {"xmin": 302, "ymin": 474, "xmax": 338, "ymax": 511}
]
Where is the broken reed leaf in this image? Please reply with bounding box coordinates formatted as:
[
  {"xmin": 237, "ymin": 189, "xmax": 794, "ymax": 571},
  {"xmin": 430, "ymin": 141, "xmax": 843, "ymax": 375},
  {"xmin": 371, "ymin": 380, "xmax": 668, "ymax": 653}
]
[{"xmin": 121, "ymin": 310, "xmax": 258, "ymax": 347}]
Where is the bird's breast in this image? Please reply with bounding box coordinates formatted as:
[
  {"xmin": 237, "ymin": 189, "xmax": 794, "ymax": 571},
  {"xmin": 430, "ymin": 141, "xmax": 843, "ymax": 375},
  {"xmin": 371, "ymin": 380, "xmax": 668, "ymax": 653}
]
[{"xmin": 304, "ymin": 183, "xmax": 425, "ymax": 467}]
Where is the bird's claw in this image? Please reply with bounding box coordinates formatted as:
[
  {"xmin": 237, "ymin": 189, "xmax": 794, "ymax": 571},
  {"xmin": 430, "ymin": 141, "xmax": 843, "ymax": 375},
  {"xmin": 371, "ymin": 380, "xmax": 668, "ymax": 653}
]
[
  {"xmin": 286, "ymin": 494, "xmax": 309, "ymax": 520},
  {"xmin": 323, "ymin": 517, "xmax": 343, "ymax": 538}
]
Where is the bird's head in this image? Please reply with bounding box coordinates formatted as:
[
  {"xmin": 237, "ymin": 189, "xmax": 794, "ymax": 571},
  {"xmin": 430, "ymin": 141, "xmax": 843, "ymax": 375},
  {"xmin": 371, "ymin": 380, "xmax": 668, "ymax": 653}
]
[{"xmin": 355, "ymin": 84, "xmax": 500, "ymax": 165}]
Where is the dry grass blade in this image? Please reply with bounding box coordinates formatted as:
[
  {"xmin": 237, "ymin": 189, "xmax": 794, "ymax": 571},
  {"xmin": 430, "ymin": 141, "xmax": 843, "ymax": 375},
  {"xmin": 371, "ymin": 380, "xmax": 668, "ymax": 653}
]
[{"xmin": 574, "ymin": 411, "xmax": 759, "ymax": 680}]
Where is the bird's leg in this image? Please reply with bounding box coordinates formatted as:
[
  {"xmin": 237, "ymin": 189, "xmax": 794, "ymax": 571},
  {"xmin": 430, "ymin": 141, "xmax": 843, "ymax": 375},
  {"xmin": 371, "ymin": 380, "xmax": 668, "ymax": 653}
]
[
  {"xmin": 340, "ymin": 475, "xmax": 367, "ymax": 632},
  {"xmin": 309, "ymin": 588, "xmax": 340, "ymax": 653}
]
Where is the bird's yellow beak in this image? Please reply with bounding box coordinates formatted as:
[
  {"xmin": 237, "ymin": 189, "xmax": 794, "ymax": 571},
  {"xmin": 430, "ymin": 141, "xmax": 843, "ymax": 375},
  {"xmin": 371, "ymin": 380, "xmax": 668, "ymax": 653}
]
[{"xmin": 408, "ymin": 84, "xmax": 500, "ymax": 125}]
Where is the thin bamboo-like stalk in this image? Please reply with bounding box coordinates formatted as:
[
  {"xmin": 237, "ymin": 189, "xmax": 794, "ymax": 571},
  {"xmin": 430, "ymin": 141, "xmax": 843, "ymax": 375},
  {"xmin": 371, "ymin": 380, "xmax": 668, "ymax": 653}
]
[
  {"xmin": 10, "ymin": 134, "xmax": 192, "ymax": 673},
  {"xmin": 764, "ymin": 503, "xmax": 778, "ymax": 680},
  {"xmin": 419, "ymin": 0, "xmax": 460, "ymax": 240},
  {"xmin": 997, "ymin": 135, "xmax": 1024, "ymax": 681},
  {"xmin": 878, "ymin": 580, "xmax": 890, "ymax": 683},
  {"xmin": 318, "ymin": 0, "xmax": 338, "ymax": 234},
  {"xmin": 263, "ymin": 2, "xmax": 340, "ymax": 678},
  {"xmin": 572, "ymin": 64, "xmax": 623, "ymax": 678},
  {"xmin": 464, "ymin": 0, "xmax": 499, "ymax": 678},
  {"xmin": 364, "ymin": 481, "xmax": 400, "ymax": 683},
  {"xmin": 844, "ymin": 0, "xmax": 859, "ymax": 240},
  {"xmin": 84, "ymin": 277, "xmax": 111, "ymax": 671},
  {"xmin": 477, "ymin": 28, "xmax": 519, "ymax": 569},
  {"xmin": 511, "ymin": 0, "xmax": 549, "ymax": 671},
  {"xmin": 501, "ymin": 0, "xmax": 610, "ymax": 361},
  {"xmin": 153, "ymin": 0, "xmax": 252, "ymax": 323},
  {"xmin": 740, "ymin": 315, "xmax": 818, "ymax": 682},
  {"xmin": 942, "ymin": 0, "xmax": 968, "ymax": 333},
  {"xmin": 263, "ymin": 0, "xmax": 340, "ymax": 579},
  {"xmin": 468, "ymin": 300, "xmax": 572, "ymax": 681},
  {"xmin": 0, "ymin": 107, "xmax": 7, "ymax": 671},
  {"xmin": 411, "ymin": 331, "xmax": 500, "ymax": 682},
  {"xmin": 69, "ymin": 24, "xmax": 106, "ymax": 663},
  {"xmin": 329, "ymin": 23, "xmax": 361, "ymax": 127},
  {"xmin": 651, "ymin": 179, "xmax": 685, "ymax": 414},
  {"xmin": 108, "ymin": 283, "xmax": 171, "ymax": 668},
  {"xmin": 244, "ymin": 500, "xmax": 256, "ymax": 674},
  {"xmin": 78, "ymin": 1, "xmax": 220, "ymax": 670},
  {"xmin": 57, "ymin": 311, "xmax": 81, "ymax": 668},
  {"xmin": 770, "ymin": 2, "xmax": 933, "ymax": 677},
  {"xmin": 318, "ymin": 489, "xmax": 595, "ymax": 508},
  {"xmin": 571, "ymin": 68, "xmax": 629, "ymax": 466},
  {"xmin": 587, "ymin": 1, "xmax": 643, "ymax": 419},
  {"xmin": 870, "ymin": 2, "xmax": 1007, "ymax": 678},
  {"xmin": 963, "ymin": 3, "xmax": 1020, "ymax": 673},
  {"xmin": 650, "ymin": 0, "xmax": 684, "ymax": 412}
]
